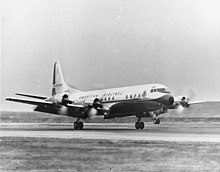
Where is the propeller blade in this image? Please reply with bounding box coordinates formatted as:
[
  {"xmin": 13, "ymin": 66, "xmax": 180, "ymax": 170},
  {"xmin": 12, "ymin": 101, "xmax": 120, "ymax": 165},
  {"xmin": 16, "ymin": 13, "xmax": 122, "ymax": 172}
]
[
  {"xmin": 176, "ymin": 104, "xmax": 184, "ymax": 114},
  {"xmin": 58, "ymin": 105, "xmax": 69, "ymax": 115},
  {"xmin": 86, "ymin": 107, "xmax": 98, "ymax": 118},
  {"xmin": 186, "ymin": 89, "xmax": 196, "ymax": 102}
]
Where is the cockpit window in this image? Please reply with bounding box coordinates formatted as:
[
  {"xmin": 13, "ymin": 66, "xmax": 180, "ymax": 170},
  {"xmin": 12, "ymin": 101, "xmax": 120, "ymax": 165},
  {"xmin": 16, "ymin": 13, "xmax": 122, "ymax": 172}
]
[
  {"xmin": 150, "ymin": 88, "xmax": 171, "ymax": 93},
  {"xmin": 164, "ymin": 88, "xmax": 171, "ymax": 93},
  {"xmin": 157, "ymin": 88, "xmax": 165, "ymax": 93}
]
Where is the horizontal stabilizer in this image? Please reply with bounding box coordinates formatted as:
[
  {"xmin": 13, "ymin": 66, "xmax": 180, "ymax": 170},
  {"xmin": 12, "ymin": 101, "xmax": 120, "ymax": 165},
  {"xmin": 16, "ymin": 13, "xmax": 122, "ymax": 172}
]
[
  {"xmin": 6, "ymin": 97, "xmax": 53, "ymax": 106},
  {"xmin": 15, "ymin": 93, "xmax": 47, "ymax": 100}
]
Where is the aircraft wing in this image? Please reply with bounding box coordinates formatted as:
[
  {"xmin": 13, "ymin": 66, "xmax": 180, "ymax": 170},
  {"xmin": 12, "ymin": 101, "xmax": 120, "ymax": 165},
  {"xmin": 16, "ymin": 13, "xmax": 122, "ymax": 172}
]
[
  {"xmin": 5, "ymin": 97, "xmax": 84, "ymax": 108},
  {"xmin": 188, "ymin": 101, "xmax": 206, "ymax": 105},
  {"xmin": 15, "ymin": 93, "xmax": 47, "ymax": 100},
  {"xmin": 6, "ymin": 97, "xmax": 53, "ymax": 106}
]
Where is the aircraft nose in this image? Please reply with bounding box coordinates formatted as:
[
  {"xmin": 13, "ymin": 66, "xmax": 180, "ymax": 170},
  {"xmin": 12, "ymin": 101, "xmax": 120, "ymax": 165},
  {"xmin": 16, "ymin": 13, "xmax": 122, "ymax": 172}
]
[{"xmin": 154, "ymin": 94, "xmax": 174, "ymax": 107}]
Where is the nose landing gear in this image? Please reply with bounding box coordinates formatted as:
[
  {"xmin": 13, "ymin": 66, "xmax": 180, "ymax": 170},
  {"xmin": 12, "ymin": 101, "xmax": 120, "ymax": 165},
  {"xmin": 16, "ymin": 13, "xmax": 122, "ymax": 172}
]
[{"xmin": 153, "ymin": 118, "xmax": 160, "ymax": 124}]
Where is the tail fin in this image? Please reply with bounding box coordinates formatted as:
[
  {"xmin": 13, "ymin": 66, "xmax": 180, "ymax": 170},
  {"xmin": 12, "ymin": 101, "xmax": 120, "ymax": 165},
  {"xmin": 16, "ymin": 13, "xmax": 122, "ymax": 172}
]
[{"xmin": 52, "ymin": 61, "xmax": 81, "ymax": 96}]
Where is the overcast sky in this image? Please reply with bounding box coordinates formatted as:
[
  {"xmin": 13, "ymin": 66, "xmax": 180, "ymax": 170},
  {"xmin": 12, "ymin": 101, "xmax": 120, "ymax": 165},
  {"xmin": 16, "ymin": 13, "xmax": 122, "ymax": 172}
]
[{"xmin": 1, "ymin": 0, "xmax": 220, "ymax": 111}]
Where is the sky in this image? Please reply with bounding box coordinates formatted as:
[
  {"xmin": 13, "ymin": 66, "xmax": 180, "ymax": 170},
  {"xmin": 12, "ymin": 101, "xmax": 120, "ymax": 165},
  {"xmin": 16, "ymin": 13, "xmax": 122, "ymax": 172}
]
[{"xmin": 1, "ymin": 0, "xmax": 220, "ymax": 111}]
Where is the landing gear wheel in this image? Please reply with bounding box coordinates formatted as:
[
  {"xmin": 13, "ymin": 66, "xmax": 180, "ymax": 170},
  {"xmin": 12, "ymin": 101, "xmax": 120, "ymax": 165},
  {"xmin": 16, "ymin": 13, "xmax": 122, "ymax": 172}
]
[
  {"xmin": 135, "ymin": 122, "xmax": 139, "ymax": 129},
  {"xmin": 153, "ymin": 118, "xmax": 160, "ymax": 124},
  {"xmin": 78, "ymin": 121, "xmax": 83, "ymax": 130},
  {"xmin": 73, "ymin": 121, "xmax": 84, "ymax": 130},
  {"xmin": 139, "ymin": 121, "xmax": 144, "ymax": 129},
  {"xmin": 135, "ymin": 121, "xmax": 145, "ymax": 130},
  {"xmin": 73, "ymin": 122, "xmax": 79, "ymax": 130},
  {"xmin": 156, "ymin": 118, "xmax": 160, "ymax": 124}
]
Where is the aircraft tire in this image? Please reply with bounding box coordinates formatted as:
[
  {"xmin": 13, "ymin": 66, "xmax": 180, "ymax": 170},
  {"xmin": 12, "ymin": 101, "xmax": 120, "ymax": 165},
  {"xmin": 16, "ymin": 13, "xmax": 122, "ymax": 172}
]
[
  {"xmin": 135, "ymin": 121, "xmax": 144, "ymax": 129},
  {"xmin": 73, "ymin": 121, "xmax": 84, "ymax": 130},
  {"xmin": 74, "ymin": 122, "xmax": 79, "ymax": 130},
  {"xmin": 156, "ymin": 119, "xmax": 160, "ymax": 124},
  {"xmin": 153, "ymin": 118, "xmax": 160, "ymax": 124},
  {"xmin": 78, "ymin": 121, "xmax": 84, "ymax": 130},
  {"xmin": 139, "ymin": 121, "xmax": 144, "ymax": 129},
  {"xmin": 135, "ymin": 122, "xmax": 140, "ymax": 129}
]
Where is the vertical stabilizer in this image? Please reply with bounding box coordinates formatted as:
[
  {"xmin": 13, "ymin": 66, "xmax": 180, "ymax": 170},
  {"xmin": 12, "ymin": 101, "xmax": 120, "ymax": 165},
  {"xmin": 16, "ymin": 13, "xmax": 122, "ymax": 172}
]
[{"xmin": 52, "ymin": 61, "xmax": 80, "ymax": 96}]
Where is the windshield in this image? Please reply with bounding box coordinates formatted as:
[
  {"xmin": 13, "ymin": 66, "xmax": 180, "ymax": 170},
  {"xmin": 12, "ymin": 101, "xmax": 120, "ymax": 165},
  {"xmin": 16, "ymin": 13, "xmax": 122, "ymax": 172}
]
[{"xmin": 150, "ymin": 88, "xmax": 170, "ymax": 93}]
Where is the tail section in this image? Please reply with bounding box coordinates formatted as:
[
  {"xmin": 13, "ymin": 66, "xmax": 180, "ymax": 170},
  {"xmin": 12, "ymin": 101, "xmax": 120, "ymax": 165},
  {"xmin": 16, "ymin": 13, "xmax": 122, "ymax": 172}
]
[{"xmin": 52, "ymin": 61, "xmax": 81, "ymax": 96}]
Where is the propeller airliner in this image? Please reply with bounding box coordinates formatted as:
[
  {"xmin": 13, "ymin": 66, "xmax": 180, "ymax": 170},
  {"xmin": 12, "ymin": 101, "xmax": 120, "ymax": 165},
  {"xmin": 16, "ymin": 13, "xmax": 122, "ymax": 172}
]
[{"xmin": 6, "ymin": 61, "xmax": 194, "ymax": 130}]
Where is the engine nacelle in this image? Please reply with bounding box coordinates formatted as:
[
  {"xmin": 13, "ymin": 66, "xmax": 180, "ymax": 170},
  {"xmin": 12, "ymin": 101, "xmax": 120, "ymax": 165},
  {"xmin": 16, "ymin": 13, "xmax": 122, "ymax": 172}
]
[
  {"xmin": 50, "ymin": 94, "xmax": 72, "ymax": 106},
  {"xmin": 61, "ymin": 94, "xmax": 72, "ymax": 106},
  {"xmin": 93, "ymin": 98, "xmax": 103, "ymax": 110},
  {"xmin": 83, "ymin": 98, "xmax": 110, "ymax": 118}
]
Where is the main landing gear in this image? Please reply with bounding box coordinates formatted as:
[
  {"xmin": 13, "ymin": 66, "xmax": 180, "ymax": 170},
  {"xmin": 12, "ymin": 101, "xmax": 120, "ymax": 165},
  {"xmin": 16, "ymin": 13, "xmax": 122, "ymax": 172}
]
[
  {"xmin": 73, "ymin": 119, "xmax": 84, "ymax": 130},
  {"xmin": 135, "ymin": 118, "xmax": 145, "ymax": 130}
]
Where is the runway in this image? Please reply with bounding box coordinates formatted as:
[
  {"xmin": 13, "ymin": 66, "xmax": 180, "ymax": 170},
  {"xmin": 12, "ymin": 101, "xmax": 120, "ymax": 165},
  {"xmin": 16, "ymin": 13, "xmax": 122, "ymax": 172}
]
[{"xmin": 1, "ymin": 122, "xmax": 220, "ymax": 142}]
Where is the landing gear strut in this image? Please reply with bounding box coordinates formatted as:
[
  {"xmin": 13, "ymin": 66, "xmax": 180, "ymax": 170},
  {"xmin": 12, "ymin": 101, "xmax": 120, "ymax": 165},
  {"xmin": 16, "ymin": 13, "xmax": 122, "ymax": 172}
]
[
  {"xmin": 73, "ymin": 119, "xmax": 84, "ymax": 130},
  {"xmin": 135, "ymin": 118, "xmax": 145, "ymax": 130},
  {"xmin": 153, "ymin": 118, "xmax": 160, "ymax": 124}
]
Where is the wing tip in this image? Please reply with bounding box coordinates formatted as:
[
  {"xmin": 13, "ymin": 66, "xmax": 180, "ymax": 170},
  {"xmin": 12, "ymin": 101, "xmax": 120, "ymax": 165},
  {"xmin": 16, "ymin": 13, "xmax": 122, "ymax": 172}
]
[{"xmin": 6, "ymin": 97, "xmax": 13, "ymax": 101}]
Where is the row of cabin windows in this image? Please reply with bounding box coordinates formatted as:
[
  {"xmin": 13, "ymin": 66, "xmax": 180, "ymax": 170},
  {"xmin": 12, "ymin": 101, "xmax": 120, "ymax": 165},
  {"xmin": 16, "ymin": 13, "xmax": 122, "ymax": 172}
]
[
  {"xmin": 79, "ymin": 94, "xmax": 98, "ymax": 99},
  {"xmin": 100, "ymin": 93, "xmax": 141, "ymax": 102},
  {"xmin": 126, "ymin": 93, "xmax": 141, "ymax": 99},
  {"xmin": 100, "ymin": 93, "xmax": 143, "ymax": 102},
  {"xmin": 100, "ymin": 97, "xmax": 114, "ymax": 101},
  {"xmin": 79, "ymin": 92, "xmax": 146, "ymax": 102}
]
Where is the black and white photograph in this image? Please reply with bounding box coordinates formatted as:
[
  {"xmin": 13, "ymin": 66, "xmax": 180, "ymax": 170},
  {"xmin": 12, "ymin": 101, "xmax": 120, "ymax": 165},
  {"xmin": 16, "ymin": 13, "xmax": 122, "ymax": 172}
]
[{"xmin": 1, "ymin": 0, "xmax": 220, "ymax": 171}]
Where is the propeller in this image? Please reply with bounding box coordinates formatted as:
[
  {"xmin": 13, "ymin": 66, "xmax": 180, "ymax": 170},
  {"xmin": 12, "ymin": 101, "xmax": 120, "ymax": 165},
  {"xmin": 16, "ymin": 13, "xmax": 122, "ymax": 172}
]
[
  {"xmin": 85, "ymin": 107, "xmax": 99, "ymax": 118},
  {"xmin": 58, "ymin": 105, "xmax": 69, "ymax": 115},
  {"xmin": 173, "ymin": 89, "xmax": 196, "ymax": 108},
  {"xmin": 84, "ymin": 98, "xmax": 109, "ymax": 118},
  {"xmin": 169, "ymin": 89, "xmax": 197, "ymax": 114},
  {"xmin": 57, "ymin": 94, "xmax": 72, "ymax": 115},
  {"xmin": 186, "ymin": 89, "xmax": 196, "ymax": 102},
  {"xmin": 61, "ymin": 94, "xmax": 72, "ymax": 106},
  {"xmin": 176, "ymin": 104, "xmax": 184, "ymax": 114}
]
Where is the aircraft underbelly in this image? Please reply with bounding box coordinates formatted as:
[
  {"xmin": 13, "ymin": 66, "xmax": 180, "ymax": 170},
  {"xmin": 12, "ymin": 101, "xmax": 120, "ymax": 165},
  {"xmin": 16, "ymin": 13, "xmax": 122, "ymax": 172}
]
[{"xmin": 110, "ymin": 100, "xmax": 163, "ymax": 114}]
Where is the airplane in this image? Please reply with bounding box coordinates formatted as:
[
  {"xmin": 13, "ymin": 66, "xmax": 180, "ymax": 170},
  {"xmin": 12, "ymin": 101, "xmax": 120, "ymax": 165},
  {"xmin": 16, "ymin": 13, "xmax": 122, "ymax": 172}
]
[{"xmin": 6, "ymin": 61, "xmax": 177, "ymax": 130}]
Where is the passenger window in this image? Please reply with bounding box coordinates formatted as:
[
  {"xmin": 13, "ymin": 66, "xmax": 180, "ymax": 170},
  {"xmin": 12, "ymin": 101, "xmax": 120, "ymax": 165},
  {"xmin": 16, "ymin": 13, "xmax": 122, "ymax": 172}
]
[
  {"xmin": 130, "ymin": 94, "xmax": 132, "ymax": 98},
  {"xmin": 138, "ymin": 93, "xmax": 140, "ymax": 97},
  {"xmin": 134, "ymin": 94, "xmax": 136, "ymax": 98},
  {"xmin": 126, "ymin": 95, "xmax": 128, "ymax": 99}
]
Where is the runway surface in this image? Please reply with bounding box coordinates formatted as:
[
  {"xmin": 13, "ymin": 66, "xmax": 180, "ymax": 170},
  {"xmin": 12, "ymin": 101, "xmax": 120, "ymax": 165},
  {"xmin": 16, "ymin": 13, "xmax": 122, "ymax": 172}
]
[{"xmin": 1, "ymin": 122, "xmax": 220, "ymax": 142}]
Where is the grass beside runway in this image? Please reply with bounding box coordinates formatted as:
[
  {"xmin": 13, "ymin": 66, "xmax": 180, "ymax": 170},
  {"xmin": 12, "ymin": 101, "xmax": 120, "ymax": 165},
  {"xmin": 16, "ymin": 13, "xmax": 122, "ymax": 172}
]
[{"xmin": 1, "ymin": 137, "xmax": 220, "ymax": 171}]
